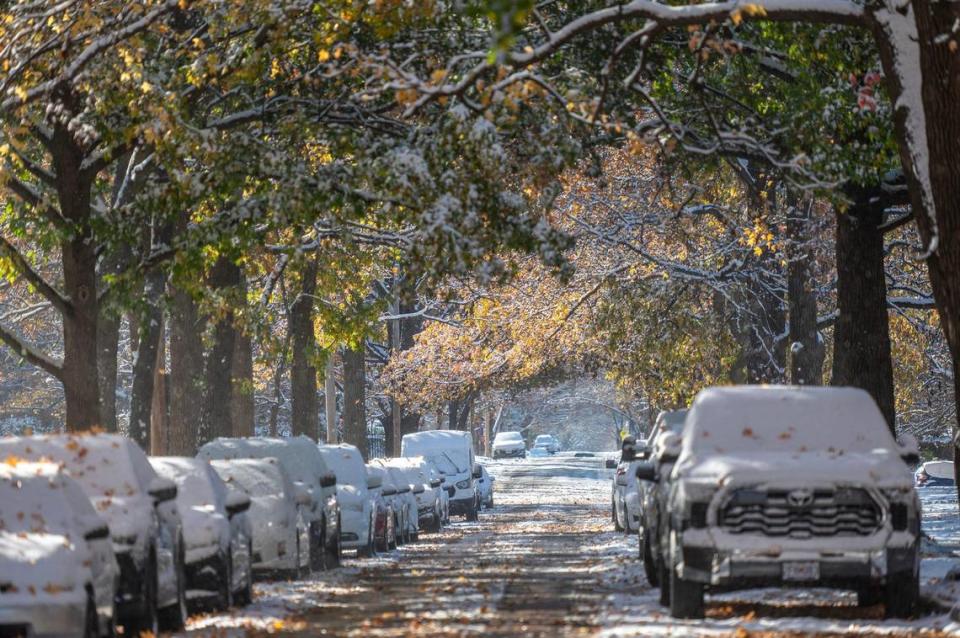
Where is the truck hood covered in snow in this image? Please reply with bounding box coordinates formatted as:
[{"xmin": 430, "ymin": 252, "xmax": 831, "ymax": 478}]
[{"xmin": 675, "ymin": 450, "xmax": 914, "ymax": 489}]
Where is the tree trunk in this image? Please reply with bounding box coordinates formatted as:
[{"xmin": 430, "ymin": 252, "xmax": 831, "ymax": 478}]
[
  {"xmin": 128, "ymin": 274, "xmax": 167, "ymax": 449},
  {"xmin": 96, "ymin": 309, "xmax": 121, "ymax": 433},
  {"xmin": 342, "ymin": 345, "xmax": 367, "ymax": 457},
  {"xmin": 785, "ymin": 196, "xmax": 825, "ymax": 385},
  {"xmin": 290, "ymin": 258, "xmax": 319, "ymax": 439},
  {"xmin": 231, "ymin": 328, "xmax": 255, "ymax": 437},
  {"xmin": 198, "ymin": 256, "xmax": 241, "ymax": 445},
  {"xmin": 169, "ymin": 285, "xmax": 205, "ymax": 455},
  {"xmin": 830, "ymin": 199, "xmax": 896, "ymax": 432},
  {"xmin": 324, "ymin": 353, "xmax": 337, "ymax": 444},
  {"xmin": 399, "ymin": 297, "xmax": 424, "ymax": 437},
  {"xmin": 150, "ymin": 328, "xmax": 169, "ymax": 455},
  {"xmin": 53, "ymin": 128, "xmax": 99, "ymax": 432}
]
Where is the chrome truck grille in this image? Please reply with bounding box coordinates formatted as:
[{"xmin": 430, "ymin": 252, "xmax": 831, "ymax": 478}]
[{"xmin": 719, "ymin": 487, "xmax": 883, "ymax": 538}]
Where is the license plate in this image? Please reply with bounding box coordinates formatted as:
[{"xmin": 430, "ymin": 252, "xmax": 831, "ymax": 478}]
[{"xmin": 783, "ymin": 561, "xmax": 820, "ymax": 582}]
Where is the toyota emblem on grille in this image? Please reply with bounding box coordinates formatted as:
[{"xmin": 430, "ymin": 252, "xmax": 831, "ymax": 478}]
[{"xmin": 787, "ymin": 489, "xmax": 814, "ymax": 508}]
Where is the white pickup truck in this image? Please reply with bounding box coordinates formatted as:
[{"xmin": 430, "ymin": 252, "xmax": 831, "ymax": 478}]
[{"xmin": 637, "ymin": 386, "xmax": 921, "ymax": 619}]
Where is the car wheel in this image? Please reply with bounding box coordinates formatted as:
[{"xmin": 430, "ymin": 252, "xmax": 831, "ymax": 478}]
[
  {"xmin": 309, "ymin": 521, "xmax": 324, "ymax": 572},
  {"xmin": 158, "ymin": 541, "xmax": 188, "ymax": 630},
  {"xmin": 857, "ymin": 586, "xmax": 882, "ymax": 607},
  {"xmin": 884, "ymin": 567, "xmax": 919, "ymax": 618},
  {"xmin": 324, "ymin": 525, "xmax": 342, "ymax": 569},
  {"xmin": 466, "ymin": 500, "xmax": 479, "ymax": 522},
  {"xmin": 123, "ymin": 556, "xmax": 158, "ymax": 636},
  {"xmin": 612, "ymin": 499, "xmax": 623, "ymax": 532},
  {"xmin": 359, "ymin": 521, "xmax": 375, "ymax": 558},
  {"xmin": 217, "ymin": 551, "xmax": 233, "ymax": 611},
  {"xmin": 657, "ymin": 553, "xmax": 670, "ymax": 606},
  {"xmin": 668, "ymin": 547, "xmax": 704, "ymax": 619},
  {"xmin": 640, "ymin": 529, "xmax": 658, "ymax": 587},
  {"xmin": 83, "ymin": 589, "xmax": 98, "ymax": 638},
  {"xmin": 235, "ymin": 542, "xmax": 254, "ymax": 607}
]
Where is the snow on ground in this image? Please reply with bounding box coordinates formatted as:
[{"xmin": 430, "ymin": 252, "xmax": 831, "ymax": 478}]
[{"xmin": 173, "ymin": 455, "xmax": 960, "ymax": 637}]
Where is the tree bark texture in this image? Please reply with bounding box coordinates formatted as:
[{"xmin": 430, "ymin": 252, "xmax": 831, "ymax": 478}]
[
  {"xmin": 342, "ymin": 345, "xmax": 368, "ymax": 458},
  {"xmin": 168, "ymin": 285, "xmax": 205, "ymax": 455},
  {"xmin": 290, "ymin": 257, "xmax": 319, "ymax": 439},
  {"xmin": 231, "ymin": 328, "xmax": 255, "ymax": 437},
  {"xmin": 830, "ymin": 199, "xmax": 895, "ymax": 432},
  {"xmin": 198, "ymin": 256, "xmax": 241, "ymax": 446},
  {"xmin": 785, "ymin": 197, "xmax": 825, "ymax": 385}
]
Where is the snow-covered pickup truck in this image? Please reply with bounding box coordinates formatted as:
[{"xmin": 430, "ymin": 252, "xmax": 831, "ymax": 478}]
[{"xmin": 636, "ymin": 386, "xmax": 921, "ymax": 620}]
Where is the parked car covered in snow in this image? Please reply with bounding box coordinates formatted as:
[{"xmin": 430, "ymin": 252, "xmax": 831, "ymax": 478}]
[
  {"xmin": 402, "ymin": 430, "xmax": 481, "ymax": 521},
  {"xmin": 916, "ymin": 460, "xmax": 954, "ymax": 487},
  {"xmin": 491, "ymin": 431, "xmax": 526, "ymax": 459},
  {"xmin": 636, "ymin": 386, "xmax": 922, "ymax": 619},
  {"xmin": 0, "ymin": 461, "xmax": 118, "ymax": 638},
  {"xmin": 0, "ymin": 433, "xmax": 188, "ymax": 634},
  {"xmin": 394, "ymin": 456, "xmax": 447, "ymax": 533},
  {"xmin": 318, "ymin": 444, "xmax": 376, "ymax": 557},
  {"xmin": 150, "ymin": 457, "xmax": 253, "ymax": 610},
  {"xmin": 611, "ymin": 436, "xmax": 648, "ymax": 533},
  {"xmin": 477, "ymin": 464, "xmax": 494, "ymax": 509},
  {"xmin": 371, "ymin": 460, "xmax": 418, "ymax": 542},
  {"xmin": 365, "ymin": 465, "xmax": 397, "ymax": 552},
  {"xmin": 533, "ymin": 434, "xmax": 560, "ymax": 454},
  {"xmin": 210, "ymin": 458, "xmax": 311, "ymax": 578},
  {"xmin": 635, "ymin": 409, "xmax": 687, "ymax": 591},
  {"xmin": 198, "ymin": 436, "xmax": 341, "ymax": 570}
]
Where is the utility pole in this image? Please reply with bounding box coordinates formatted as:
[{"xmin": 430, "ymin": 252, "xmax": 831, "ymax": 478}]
[
  {"xmin": 324, "ymin": 352, "xmax": 337, "ymax": 444},
  {"xmin": 390, "ymin": 290, "xmax": 402, "ymax": 457}
]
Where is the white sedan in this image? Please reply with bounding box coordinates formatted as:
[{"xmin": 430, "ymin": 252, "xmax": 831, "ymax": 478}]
[
  {"xmin": 318, "ymin": 444, "xmax": 376, "ymax": 557},
  {"xmin": 492, "ymin": 431, "xmax": 526, "ymax": 459}
]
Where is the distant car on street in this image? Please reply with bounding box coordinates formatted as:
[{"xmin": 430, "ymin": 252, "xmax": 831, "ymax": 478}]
[
  {"xmin": 635, "ymin": 386, "xmax": 922, "ymax": 619},
  {"xmin": 492, "ymin": 431, "xmax": 526, "ymax": 459},
  {"xmin": 402, "ymin": 430, "xmax": 481, "ymax": 521},
  {"xmin": 611, "ymin": 436, "xmax": 648, "ymax": 533},
  {"xmin": 476, "ymin": 464, "xmax": 495, "ymax": 508},
  {"xmin": 916, "ymin": 460, "xmax": 954, "ymax": 486},
  {"xmin": 0, "ymin": 461, "xmax": 118, "ymax": 638},
  {"xmin": 533, "ymin": 434, "xmax": 560, "ymax": 454},
  {"xmin": 0, "ymin": 433, "xmax": 188, "ymax": 635},
  {"xmin": 150, "ymin": 457, "xmax": 253, "ymax": 611},
  {"xmin": 209, "ymin": 458, "xmax": 312, "ymax": 579}
]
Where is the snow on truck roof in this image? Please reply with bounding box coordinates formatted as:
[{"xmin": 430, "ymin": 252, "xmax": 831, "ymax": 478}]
[
  {"xmin": 681, "ymin": 386, "xmax": 895, "ymax": 456},
  {"xmin": 402, "ymin": 430, "xmax": 472, "ymax": 450}
]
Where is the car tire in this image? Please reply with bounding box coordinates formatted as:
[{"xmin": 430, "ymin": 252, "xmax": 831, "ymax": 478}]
[
  {"xmin": 668, "ymin": 549, "xmax": 704, "ymax": 619},
  {"xmin": 324, "ymin": 524, "xmax": 342, "ymax": 570},
  {"xmin": 466, "ymin": 501, "xmax": 479, "ymax": 522},
  {"xmin": 613, "ymin": 500, "xmax": 623, "ymax": 532},
  {"xmin": 884, "ymin": 569, "xmax": 919, "ymax": 618},
  {"xmin": 83, "ymin": 589, "xmax": 99, "ymax": 638},
  {"xmin": 217, "ymin": 551, "xmax": 233, "ymax": 611},
  {"xmin": 309, "ymin": 521, "xmax": 324, "ymax": 572},
  {"xmin": 359, "ymin": 522, "xmax": 375, "ymax": 558},
  {"xmin": 158, "ymin": 542, "xmax": 188, "ymax": 630},
  {"xmin": 640, "ymin": 529, "xmax": 658, "ymax": 587},
  {"xmin": 857, "ymin": 585, "xmax": 882, "ymax": 607},
  {"xmin": 123, "ymin": 556, "xmax": 159, "ymax": 637},
  {"xmin": 657, "ymin": 555, "xmax": 670, "ymax": 606},
  {"xmin": 292, "ymin": 534, "xmax": 305, "ymax": 580},
  {"xmin": 235, "ymin": 542, "xmax": 254, "ymax": 607}
]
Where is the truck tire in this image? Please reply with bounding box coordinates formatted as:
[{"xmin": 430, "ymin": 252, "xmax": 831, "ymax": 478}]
[
  {"xmin": 669, "ymin": 566, "xmax": 705, "ymax": 619},
  {"xmin": 884, "ymin": 571, "xmax": 919, "ymax": 618},
  {"xmin": 640, "ymin": 529, "xmax": 658, "ymax": 587},
  {"xmin": 658, "ymin": 556, "xmax": 670, "ymax": 606}
]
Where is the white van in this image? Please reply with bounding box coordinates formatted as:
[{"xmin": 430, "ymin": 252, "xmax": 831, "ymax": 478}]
[{"xmin": 402, "ymin": 430, "xmax": 481, "ymax": 521}]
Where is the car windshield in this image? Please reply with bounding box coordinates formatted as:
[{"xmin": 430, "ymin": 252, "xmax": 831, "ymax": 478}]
[
  {"xmin": 0, "ymin": 434, "xmax": 144, "ymax": 499},
  {"xmin": 318, "ymin": 447, "xmax": 367, "ymax": 487},
  {"xmin": 0, "ymin": 467, "xmax": 77, "ymax": 534},
  {"xmin": 151, "ymin": 458, "xmax": 223, "ymax": 509},
  {"xmin": 496, "ymin": 432, "xmax": 523, "ymax": 442},
  {"xmin": 684, "ymin": 387, "xmax": 896, "ymax": 456},
  {"xmin": 211, "ymin": 459, "xmax": 286, "ymax": 498}
]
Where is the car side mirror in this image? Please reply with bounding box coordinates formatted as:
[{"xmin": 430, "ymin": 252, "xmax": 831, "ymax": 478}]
[
  {"xmin": 148, "ymin": 477, "xmax": 178, "ymax": 504},
  {"xmin": 320, "ymin": 472, "xmax": 337, "ymax": 489},
  {"xmin": 472, "ymin": 464, "xmax": 482, "ymax": 479},
  {"xmin": 82, "ymin": 515, "xmax": 110, "ymax": 541},
  {"xmin": 429, "ymin": 478, "xmax": 442, "ymax": 488},
  {"xmin": 293, "ymin": 484, "xmax": 312, "ymax": 506},
  {"xmin": 896, "ymin": 433, "xmax": 920, "ymax": 466},
  {"xmin": 225, "ymin": 490, "xmax": 251, "ymax": 517},
  {"xmin": 604, "ymin": 458, "xmax": 617, "ymax": 469},
  {"xmin": 381, "ymin": 486, "xmax": 397, "ymax": 496},
  {"xmin": 637, "ymin": 445, "xmax": 651, "ymax": 460},
  {"xmin": 367, "ymin": 475, "xmax": 383, "ymax": 490},
  {"xmin": 635, "ymin": 462, "xmax": 657, "ymax": 482}
]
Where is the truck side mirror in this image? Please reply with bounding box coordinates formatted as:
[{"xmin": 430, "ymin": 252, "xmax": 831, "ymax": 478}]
[
  {"xmin": 635, "ymin": 462, "xmax": 657, "ymax": 482},
  {"xmin": 604, "ymin": 458, "xmax": 618, "ymax": 469},
  {"xmin": 320, "ymin": 472, "xmax": 337, "ymax": 489}
]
